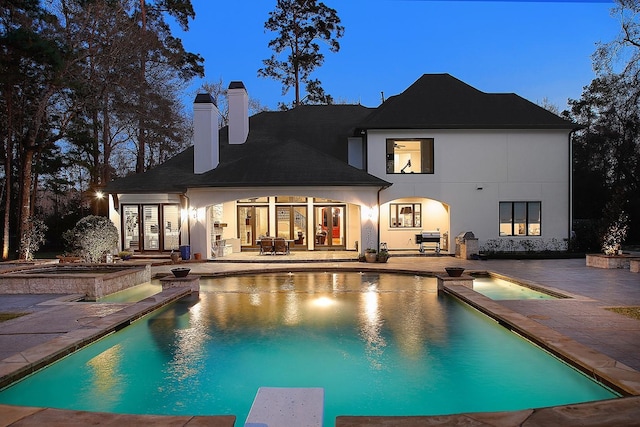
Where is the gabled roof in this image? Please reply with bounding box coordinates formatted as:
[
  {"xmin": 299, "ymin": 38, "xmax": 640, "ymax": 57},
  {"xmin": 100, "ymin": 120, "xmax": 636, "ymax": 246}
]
[{"xmin": 360, "ymin": 73, "xmax": 577, "ymax": 130}]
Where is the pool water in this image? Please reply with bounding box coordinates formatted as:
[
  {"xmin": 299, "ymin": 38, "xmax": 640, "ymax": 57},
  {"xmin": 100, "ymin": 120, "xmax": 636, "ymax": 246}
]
[
  {"xmin": 96, "ymin": 282, "xmax": 161, "ymax": 303},
  {"xmin": 0, "ymin": 272, "xmax": 615, "ymax": 426},
  {"xmin": 472, "ymin": 276, "xmax": 557, "ymax": 300}
]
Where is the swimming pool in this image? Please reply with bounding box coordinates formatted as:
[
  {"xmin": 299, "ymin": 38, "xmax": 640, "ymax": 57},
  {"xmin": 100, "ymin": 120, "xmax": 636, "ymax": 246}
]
[{"xmin": 0, "ymin": 272, "xmax": 617, "ymax": 426}]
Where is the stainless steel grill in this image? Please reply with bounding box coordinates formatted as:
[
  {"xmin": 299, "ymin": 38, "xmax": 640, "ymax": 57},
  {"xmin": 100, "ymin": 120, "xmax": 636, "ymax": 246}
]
[{"xmin": 415, "ymin": 231, "xmax": 441, "ymax": 253}]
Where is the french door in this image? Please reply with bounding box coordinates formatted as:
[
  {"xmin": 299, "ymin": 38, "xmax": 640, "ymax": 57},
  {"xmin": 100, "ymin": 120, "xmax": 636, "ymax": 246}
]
[
  {"xmin": 122, "ymin": 204, "xmax": 180, "ymax": 252},
  {"xmin": 314, "ymin": 206, "xmax": 345, "ymax": 248}
]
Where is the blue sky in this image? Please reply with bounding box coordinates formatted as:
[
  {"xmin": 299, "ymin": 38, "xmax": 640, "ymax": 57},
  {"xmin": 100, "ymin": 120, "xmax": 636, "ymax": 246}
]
[{"xmin": 173, "ymin": 0, "xmax": 620, "ymax": 112}]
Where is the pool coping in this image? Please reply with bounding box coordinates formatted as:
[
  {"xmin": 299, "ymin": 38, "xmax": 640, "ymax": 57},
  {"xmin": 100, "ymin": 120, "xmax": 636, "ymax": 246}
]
[
  {"xmin": 0, "ymin": 286, "xmax": 191, "ymax": 390},
  {"xmin": 443, "ymin": 283, "xmax": 640, "ymax": 397},
  {"xmin": 1, "ymin": 264, "xmax": 639, "ymax": 426}
]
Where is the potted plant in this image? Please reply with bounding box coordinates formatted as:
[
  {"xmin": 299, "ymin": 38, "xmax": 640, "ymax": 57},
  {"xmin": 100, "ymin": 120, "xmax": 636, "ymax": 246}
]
[
  {"xmin": 118, "ymin": 251, "xmax": 132, "ymax": 260},
  {"xmin": 376, "ymin": 249, "xmax": 390, "ymax": 263},
  {"xmin": 365, "ymin": 248, "xmax": 377, "ymax": 263}
]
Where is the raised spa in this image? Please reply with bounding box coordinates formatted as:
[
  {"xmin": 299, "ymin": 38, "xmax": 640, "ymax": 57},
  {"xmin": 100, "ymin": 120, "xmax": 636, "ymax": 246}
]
[{"xmin": 0, "ymin": 264, "xmax": 150, "ymax": 300}]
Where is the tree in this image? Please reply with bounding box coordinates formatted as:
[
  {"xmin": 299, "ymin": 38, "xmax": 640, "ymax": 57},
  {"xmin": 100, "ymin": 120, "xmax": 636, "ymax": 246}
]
[
  {"xmin": 1, "ymin": 0, "xmax": 76, "ymax": 260},
  {"xmin": 258, "ymin": 0, "xmax": 344, "ymax": 107},
  {"xmin": 198, "ymin": 78, "xmax": 269, "ymax": 127},
  {"xmin": 56, "ymin": 0, "xmax": 202, "ymax": 180},
  {"xmin": 566, "ymin": 74, "xmax": 640, "ymax": 246},
  {"xmin": 132, "ymin": 0, "xmax": 204, "ymax": 173},
  {"xmin": 594, "ymin": 0, "xmax": 640, "ymax": 79}
]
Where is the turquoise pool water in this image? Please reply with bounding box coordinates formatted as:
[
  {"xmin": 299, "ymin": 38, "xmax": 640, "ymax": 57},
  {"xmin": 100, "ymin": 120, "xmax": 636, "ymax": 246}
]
[
  {"xmin": 0, "ymin": 272, "xmax": 616, "ymax": 426},
  {"xmin": 472, "ymin": 276, "xmax": 557, "ymax": 300},
  {"xmin": 96, "ymin": 282, "xmax": 161, "ymax": 303}
]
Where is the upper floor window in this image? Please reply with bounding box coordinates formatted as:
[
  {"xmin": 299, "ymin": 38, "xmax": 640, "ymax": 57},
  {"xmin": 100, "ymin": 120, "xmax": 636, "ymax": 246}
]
[
  {"xmin": 390, "ymin": 203, "xmax": 421, "ymax": 228},
  {"xmin": 386, "ymin": 138, "xmax": 434, "ymax": 174},
  {"xmin": 499, "ymin": 202, "xmax": 541, "ymax": 236}
]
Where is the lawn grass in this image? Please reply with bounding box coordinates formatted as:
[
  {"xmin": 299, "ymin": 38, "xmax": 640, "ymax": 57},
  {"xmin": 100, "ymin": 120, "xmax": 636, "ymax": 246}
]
[
  {"xmin": 606, "ymin": 307, "xmax": 640, "ymax": 321},
  {"xmin": 0, "ymin": 312, "xmax": 28, "ymax": 322}
]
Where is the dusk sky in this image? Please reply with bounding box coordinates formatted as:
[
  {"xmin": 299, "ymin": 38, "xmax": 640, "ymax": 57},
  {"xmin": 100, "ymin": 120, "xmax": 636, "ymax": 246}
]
[{"xmin": 172, "ymin": 0, "xmax": 621, "ymax": 112}]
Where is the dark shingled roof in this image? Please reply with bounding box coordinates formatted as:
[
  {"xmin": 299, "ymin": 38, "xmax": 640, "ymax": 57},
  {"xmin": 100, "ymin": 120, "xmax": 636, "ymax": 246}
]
[
  {"xmin": 360, "ymin": 73, "xmax": 578, "ymax": 130},
  {"xmin": 105, "ymin": 74, "xmax": 578, "ymax": 194},
  {"xmin": 105, "ymin": 104, "xmax": 389, "ymax": 193}
]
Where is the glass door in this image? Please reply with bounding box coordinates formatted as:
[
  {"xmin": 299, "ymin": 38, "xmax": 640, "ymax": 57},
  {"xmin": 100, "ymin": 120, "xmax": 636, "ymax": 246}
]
[
  {"xmin": 163, "ymin": 205, "xmax": 180, "ymax": 251},
  {"xmin": 142, "ymin": 205, "xmax": 159, "ymax": 251},
  {"xmin": 239, "ymin": 206, "xmax": 269, "ymax": 247},
  {"xmin": 314, "ymin": 206, "xmax": 344, "ymax": 248},
  {"xmin": 275, "ymin": 206, "xmax": 308, "ymax": 249},
  {"xmin": 123, "ymin": 205, "xmax": 139, "ymax": 252}
]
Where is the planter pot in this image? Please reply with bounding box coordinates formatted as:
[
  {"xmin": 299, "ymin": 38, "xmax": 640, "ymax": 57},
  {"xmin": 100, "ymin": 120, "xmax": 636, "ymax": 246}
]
[
  {"xmin": 365, "ymin": 253, "xmax": 377, "ymax": 263},
  {"xmin": 445, "ymin": 267, "xmax": 465, "ymax": 277},
  {"xmin": 194, "ymin": 252, "xmax": 202, "ymax": 260},
  {"xmin": 171, "ymin": 268, "xmax": 190, "ymax": 278},
  {"xmin": 377, "ymin": 255, "xmax": 389, "ymax": 263},
  {"xmin": 170, "ymin": 252, "xmax": 180, "ymax": 264}
]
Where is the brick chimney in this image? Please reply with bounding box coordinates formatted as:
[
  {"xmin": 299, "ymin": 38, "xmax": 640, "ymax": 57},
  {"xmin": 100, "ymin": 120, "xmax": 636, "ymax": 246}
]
[
  {"xmin": 193, "ymin": 93, "xmax": 219, "ymax": 173},
  {"xmin": 228, "ymin": 81, "xmax": 249, "ymax": 144}
]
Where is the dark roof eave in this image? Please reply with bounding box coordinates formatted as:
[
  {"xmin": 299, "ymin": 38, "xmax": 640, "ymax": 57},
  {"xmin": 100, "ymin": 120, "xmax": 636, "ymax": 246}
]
[
  {"xmin": 186, "ymin": 181, "xmax": 392, "ymax": 188},
  {"xmin": 364, "ymin": 124, "xmax": 580, "ymax": 131}
]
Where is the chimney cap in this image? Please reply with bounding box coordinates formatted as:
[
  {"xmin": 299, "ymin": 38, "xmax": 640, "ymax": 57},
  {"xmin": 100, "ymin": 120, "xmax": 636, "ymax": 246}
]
[
  {"xmin": 228, "ymin": 81, "xmax": 246, "ymax": 90},
  {"xmin": 194, "ymin": 93, "xmax": 216, "ymax": 104}
]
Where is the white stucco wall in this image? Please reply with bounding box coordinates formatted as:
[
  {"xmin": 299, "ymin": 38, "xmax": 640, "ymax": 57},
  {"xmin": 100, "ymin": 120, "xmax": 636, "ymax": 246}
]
[
  {"xmin": 367, "ymin": 129, "xmax": 571, "ymax": 251},
  {"xmin": 186, "ymin": 187, "xmax": 380, "ymax": 258}
]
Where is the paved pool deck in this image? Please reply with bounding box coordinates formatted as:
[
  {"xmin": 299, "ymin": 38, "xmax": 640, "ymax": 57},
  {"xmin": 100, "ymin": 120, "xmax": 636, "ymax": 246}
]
[{"xmin": 0, "ymin": 253, "xmax": 639, "ymax": 426}]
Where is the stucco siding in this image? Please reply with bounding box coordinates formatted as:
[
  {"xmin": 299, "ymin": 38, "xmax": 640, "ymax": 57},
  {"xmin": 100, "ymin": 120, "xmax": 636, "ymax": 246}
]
[{"xmin": 369, "ymin": 129, "xmax": 571, "ymax": 250}]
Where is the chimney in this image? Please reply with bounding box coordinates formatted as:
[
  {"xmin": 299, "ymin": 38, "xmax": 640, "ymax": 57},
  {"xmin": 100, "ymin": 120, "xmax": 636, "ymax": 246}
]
[
  {"xmin": 193, "ymin": 93, "xmax": 219, "ymax": 173},
  {"xmin": 228, "ymin": 81, "xmax": 249, "ymax": 144}
]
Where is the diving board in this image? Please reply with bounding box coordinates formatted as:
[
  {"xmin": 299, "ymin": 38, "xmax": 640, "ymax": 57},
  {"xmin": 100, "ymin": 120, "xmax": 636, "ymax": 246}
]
[{"xmin": 245, "ymin": 387, "xmax": 324, "ymax": 427}]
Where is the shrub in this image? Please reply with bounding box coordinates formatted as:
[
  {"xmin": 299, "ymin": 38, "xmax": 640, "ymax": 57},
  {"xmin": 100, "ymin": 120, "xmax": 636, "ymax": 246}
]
[
  {"xmin": 19, "ymin": 217, "xmax": 48, "ymax": 260},
  {"xmin": 63, "ymin": 215, "xmax": 118, "ymax": 263},
  {"xmin": 601, "ymin": 212, "xmax": 629, "ymax": 255}
]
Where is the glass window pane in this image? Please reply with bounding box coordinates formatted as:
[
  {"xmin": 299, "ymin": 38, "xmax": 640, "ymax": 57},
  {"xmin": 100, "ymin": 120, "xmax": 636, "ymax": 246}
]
[
  {"xmin": 255, "ymin": 207, "xmax": 269, "ymax": 238},
  {"xmin": 513, "ymin": 202, "xmax": 527, "ymax": 236},
  {"xmin": 276, "ymin": 207, "xmax": 291, "ymax": 239},
  {"xmin": 386, "ymin": 139, "xmax": 395, "ymax": 173},
  {"xmin": 239, "ymin": 207, "xmax": 252, "ymax": 245},
  {"xmin": 420, "ymin": 139, "xmax": 434, "ymax": 173},
  {"xmin": 142, "ymin": 205, "xmax": 159, "ymax": 250},
  {"xmin": 390, "ymin": 205, "xmax": 399, "ymax": 227},
  {"xmin": 294, "ymin": 207, "xmax": 307, "ymax": 246},
  {"xmin": 238, "ymin": 197, "xmax": 268, "ymax": 203},
  {"xmin": 123, "ymin": 206, "xmax": 139, "ymax": 251},
  {"xmin": 399, "ymin": 204, "xmax": 413, "ymax": 227},
  {"xmin": 499, "ymin": 202, "xmax": 512, "ymax": 236},
  {"xmin": 163, "ymin": 205, "xmax": 180, "ymax": 251},
  {"xmin": 528, "ymin": 202, "xmax": 541, "ymax": 236},
  {"xmin": 276, "ymin": 196, "xmax": 306, "ymax": 203},
  {"xmin": 386, "ymin": 139, "xmax": 433, "ymax": 174}
]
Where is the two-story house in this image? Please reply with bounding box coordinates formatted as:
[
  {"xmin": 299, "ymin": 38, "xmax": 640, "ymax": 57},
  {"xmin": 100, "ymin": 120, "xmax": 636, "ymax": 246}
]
[{"xmin": 104, "ymin": 74, "xmax": 578, "ymax": 258}]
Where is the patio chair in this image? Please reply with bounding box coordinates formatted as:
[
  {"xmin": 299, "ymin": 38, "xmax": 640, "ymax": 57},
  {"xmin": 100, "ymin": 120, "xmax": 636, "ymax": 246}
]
[
  {"xmin": 260, "ymin": 237, "xmax": 274, "ymax": 255},
  {"xmin": 274, "ymin": 237, "xmax": 289, "ymax": 255}
]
